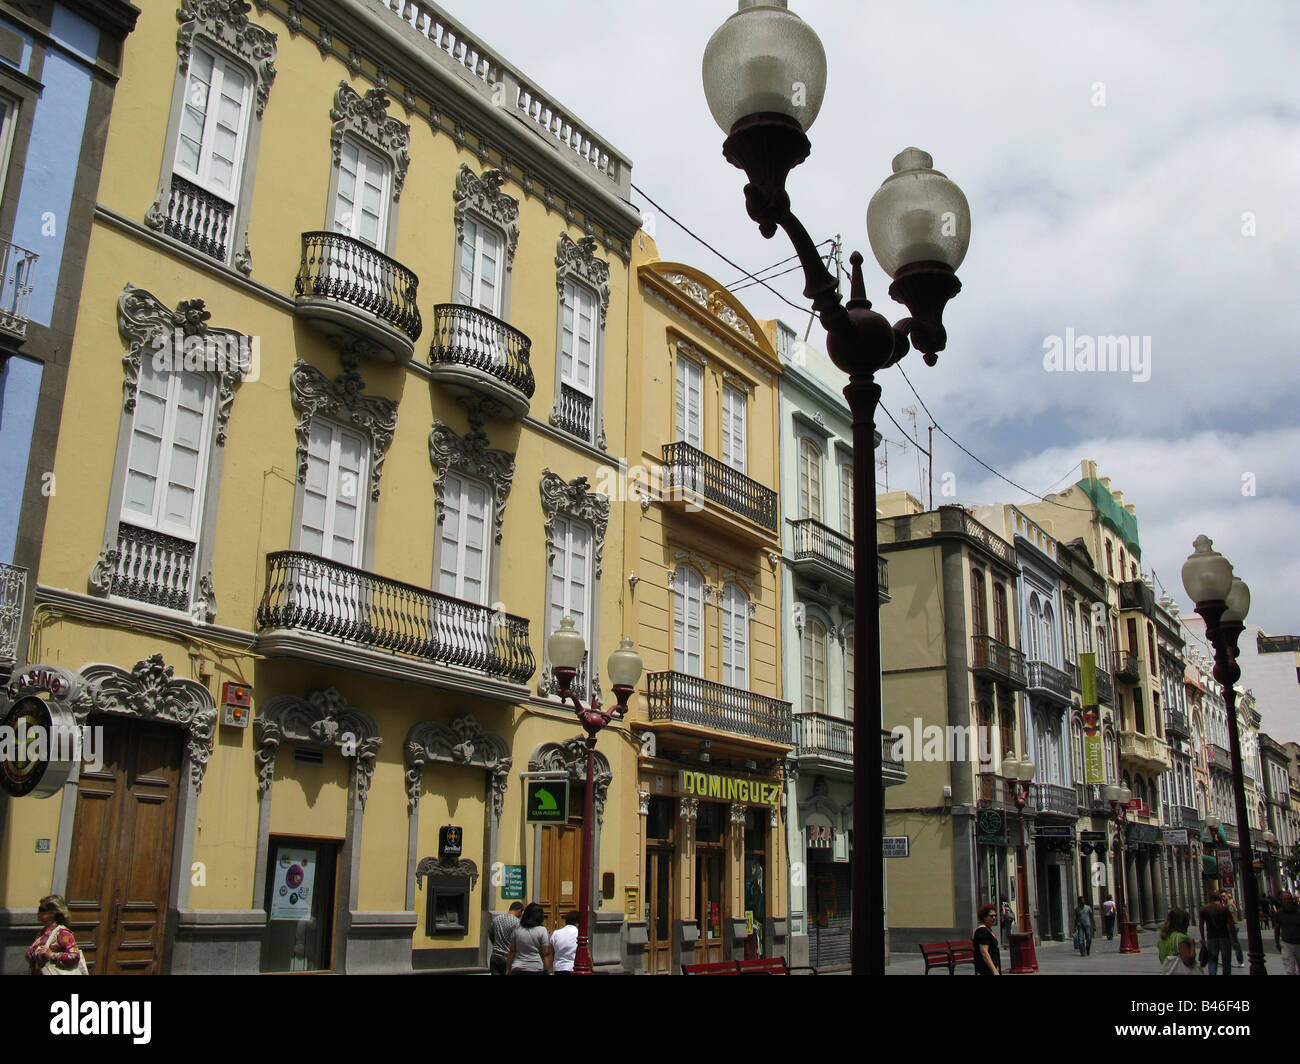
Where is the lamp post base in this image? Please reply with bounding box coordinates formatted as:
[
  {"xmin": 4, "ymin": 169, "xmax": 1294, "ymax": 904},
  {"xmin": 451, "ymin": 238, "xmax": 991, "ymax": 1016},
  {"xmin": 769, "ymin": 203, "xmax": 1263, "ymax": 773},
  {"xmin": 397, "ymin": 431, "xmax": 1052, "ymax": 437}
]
[
  {"xmin": 1119, "ymin": 921, "xmax": 1141, "ymax": 953},
  {"xmin": 1009, "ymin": 932, "xmax": 1038, "ymax": 973}
]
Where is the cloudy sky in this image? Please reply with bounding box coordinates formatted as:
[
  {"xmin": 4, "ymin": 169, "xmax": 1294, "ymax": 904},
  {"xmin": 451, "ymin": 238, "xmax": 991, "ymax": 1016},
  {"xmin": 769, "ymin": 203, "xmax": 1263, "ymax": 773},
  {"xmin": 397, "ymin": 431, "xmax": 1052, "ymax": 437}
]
[{"xmin": 446, "ymin": 0, "xmax": 1300, "ymax": 633}]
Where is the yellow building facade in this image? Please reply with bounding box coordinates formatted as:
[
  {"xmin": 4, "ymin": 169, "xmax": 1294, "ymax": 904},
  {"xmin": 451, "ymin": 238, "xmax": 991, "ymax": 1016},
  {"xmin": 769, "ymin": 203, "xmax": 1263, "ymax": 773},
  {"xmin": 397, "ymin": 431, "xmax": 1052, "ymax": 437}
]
[
  {"xmin": 620, "ymin": 239, "xmax": 790, "ymax": 973},
  {"xmin": 0, "ymin": 0, "xmax": 648, "ymax": 973}
]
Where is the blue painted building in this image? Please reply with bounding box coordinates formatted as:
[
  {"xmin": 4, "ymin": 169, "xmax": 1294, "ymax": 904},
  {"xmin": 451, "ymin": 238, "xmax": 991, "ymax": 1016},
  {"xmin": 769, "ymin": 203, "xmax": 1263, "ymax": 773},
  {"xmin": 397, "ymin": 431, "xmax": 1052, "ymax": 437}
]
[{"xmin": 0, "ymin": 0, "xmax": 139, "ymax": 679}]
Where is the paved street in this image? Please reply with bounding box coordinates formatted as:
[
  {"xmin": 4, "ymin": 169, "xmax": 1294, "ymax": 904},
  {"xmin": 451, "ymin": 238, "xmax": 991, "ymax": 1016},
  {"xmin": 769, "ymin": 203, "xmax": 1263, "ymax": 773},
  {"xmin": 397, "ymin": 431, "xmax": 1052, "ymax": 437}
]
[{"xmin": 887, "ymin": 929, "xmax": 1292, "ymax": 975}]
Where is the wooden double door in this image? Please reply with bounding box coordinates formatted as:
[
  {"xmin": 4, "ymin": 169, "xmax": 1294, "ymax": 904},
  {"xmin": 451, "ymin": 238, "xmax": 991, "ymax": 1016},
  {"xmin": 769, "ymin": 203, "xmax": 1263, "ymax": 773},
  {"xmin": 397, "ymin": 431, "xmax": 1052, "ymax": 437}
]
[
  {"xmin": 539, "ymin": 822, "xmax": 582, "ymax": 931},
  {"xmin": 65, "ymin": 719, "xmax": 183, "ymax": 974}
]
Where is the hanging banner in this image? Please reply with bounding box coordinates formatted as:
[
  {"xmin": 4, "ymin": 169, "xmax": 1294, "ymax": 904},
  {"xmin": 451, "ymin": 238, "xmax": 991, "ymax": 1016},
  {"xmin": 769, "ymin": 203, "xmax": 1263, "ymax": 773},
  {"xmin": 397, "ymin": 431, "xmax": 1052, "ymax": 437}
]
[{"xmin": 1080, "ymin": 655, "xmax": 1106, "ymax": 785}]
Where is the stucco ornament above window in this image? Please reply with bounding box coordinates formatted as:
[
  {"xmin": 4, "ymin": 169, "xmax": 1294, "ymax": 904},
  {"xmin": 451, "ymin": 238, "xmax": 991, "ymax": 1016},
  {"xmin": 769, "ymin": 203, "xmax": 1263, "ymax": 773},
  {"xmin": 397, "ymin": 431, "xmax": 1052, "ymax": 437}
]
[
  {"xmin": 662, "ymin": 272, "xmax": 757, "ymax": 343},
  {"xmin": 453, "ymin": 165, "xmax": 519, "ymax": 270},
  {"xmin": 254, "ymin": 688, "xmax": 382, "ymax": 805},
  {"xmin": 290, "ymin": 357, "xmax": 398, "ymax": 502},
  {"xmin": 429, "ymin": 421, "xmax": 515, "ymax": 544},
  {"xmin": 404, "ymin": 715, "xmax": 512, "ymax": 819},
  {"xmin": 555, "ymin": 233, "xmax": 610, "ymax": 326},
  {"xmin": 330, "ymin": 81, "xmax": 411, "ymax": 200},
  {"xmin": 540, "ymin": 471, "xmax": 610, "ymax": 579},
  {"xmin": 117, "ymin": 284, "xmax": 250, "ymax": 445},
  {"xmin": 176, "ymin": 0, "xmax": 278, "ymax": 118}
]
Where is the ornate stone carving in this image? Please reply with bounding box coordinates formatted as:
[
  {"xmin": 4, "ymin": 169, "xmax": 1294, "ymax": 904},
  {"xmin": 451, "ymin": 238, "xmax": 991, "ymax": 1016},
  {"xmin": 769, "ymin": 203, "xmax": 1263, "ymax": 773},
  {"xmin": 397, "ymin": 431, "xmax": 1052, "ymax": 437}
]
[
  {"xmin": 679, "ymin": 796, "xmax": 699, "ymax": 822},
  {"xmin": 195, "ymin": 572, "xmax": 218, "ymax": 623},
  {"xmin": 291, "ymin": 358, "xmax": 398, "ymax": 501},
  {"xmin": 453, "ymin": 165, "xmax": 519, "ymax": 270},
  {"xmin": 405, "ymin": 715, "xmax": 512, "ymax": 819},
  {"xmin": 330, "ymin": 82, "xmax": 411, "ymax": 201},
  {"xmin": 729, "ymin": 801, "xmax": 747, "ymax": 825},
  {"xmin": 529, "ymin": 737, "xmax": 611, "ymax": 824},
  {"xmin": 415, "ymin": 856, "xmax": 479, "ymax": 887},
  {"xmin": 540, "ymin": 471, "xmax": 610, "ymax": 578},
  {"xmin": 429, "ymin": 422, "xmax": 515, "ymax": 544},
  {"xmin": 88, "ymin": 547, "xmax": 119, "ymax": 597},
  {"xmin": 708, "ymin": 292, "xmax": 756, "ymax": 342},
  {"xmin": 117, "ymin": 284, "xmax": 248, "ymax": 446},
  {"xmin": 638, "ymin": 791, "xmax": 651, "ymax": 816},
  {"xmin": 555, "ymin": 233, "xmax": 610, "ymax": 327},
  {"xmin": 256, "ymin": 688, "xmax": 382, "ymax": 805},
  {"xmin": 664, "ymin": 273, "xmax": 708, "ymax": 308},
  {"xmin": 73, "ymin": 654, "xmax": 217, "ymax": 793},
  {"xmin": 176, "ymin": 1, "xmax": 278, "ymax": 118}
]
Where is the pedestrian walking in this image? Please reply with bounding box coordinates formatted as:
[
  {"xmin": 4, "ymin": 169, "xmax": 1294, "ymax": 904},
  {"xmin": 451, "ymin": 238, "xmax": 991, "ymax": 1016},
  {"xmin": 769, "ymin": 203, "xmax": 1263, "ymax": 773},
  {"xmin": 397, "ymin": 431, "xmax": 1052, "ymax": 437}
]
[
  {"xmin": 1198, "ymin": 894, "xmax": 1234, "ymax": 975},
  {"xmin": 1073, "ymin": 896, "xmax": 1094, "ymax": 956},
  {"xmin": 1101, "ymin": 893, "xmax": 1116, "ymax": 940},
  {"xmin": 1158, "ymin": 908, "xmax": 1196, "ymax": 973},
  {"xmin": 1275, "ymin": 891, "xmax": 1300, "ymax": 976},
  {"xmin": 550, "ymin": 910, "xmax": 580, "ymax": 974},
  {"xmin": 974, "ymin": 903, "xmax": 1002, "ymax": 976},
  {"xmin": 25, "ymin": 895, "xmax": 88, "ymax": 975},
  {"xmin": 505, "ymin": 902, "xmax": 553, "ymax": 975},
  {"xmin": 488, "ymin": 901, "xmax": 523, "ymax": 975},
  {"xmin": 999, "ymin": 900, "xmax": 1014, "ymax": 947},
  {"xmin": 1220, "ymin": 892, "xmax": 1245, "ymax": 967}
]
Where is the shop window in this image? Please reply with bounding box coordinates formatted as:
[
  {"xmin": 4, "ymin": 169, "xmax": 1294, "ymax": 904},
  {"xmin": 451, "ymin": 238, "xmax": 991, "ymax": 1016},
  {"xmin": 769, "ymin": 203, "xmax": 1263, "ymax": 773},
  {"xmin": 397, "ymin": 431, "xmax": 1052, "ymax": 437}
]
[
  {"xmin": 744, "ymin": 808, "xmax": 768, "ymax": 957},
  {"xmin": 696, "ymin": 801, "xmax": 724, "ymax": 844},
  {"xmin": 646, "ymin": 796, "xmax": 676, "ymax": 841},
  {"xmin": 261, "ymin": 837, "xmax": 338, "ymax": 973}
]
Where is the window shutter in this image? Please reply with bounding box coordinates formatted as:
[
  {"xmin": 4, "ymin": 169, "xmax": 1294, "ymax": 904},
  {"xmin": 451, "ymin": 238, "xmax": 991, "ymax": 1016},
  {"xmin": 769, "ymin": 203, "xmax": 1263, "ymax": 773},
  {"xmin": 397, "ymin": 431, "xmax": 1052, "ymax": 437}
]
[
  {"xmin": 722, "ymin": 384, "xmax": 746, "ymax": 474},
  {"xmin": 673, "ymin": 565, "xmax": 703, "ymax": 676},
  {"xmin": 675, "ymin": 358, "xmax": 702, "ymax": 449},
  {"xmin": 722, "ymin": 583, "xmax": 749, "ymax": 687},
  {"xmin": 175, "ymin": 47, "xmax": 250, "ymax": 203},
  {"xmin": 438, "ymin": 473, "xmax": 491, "ymax": 604},
  {"xmin": 298, "ymin": 421, "xmax": 367, "ymax": 566}
]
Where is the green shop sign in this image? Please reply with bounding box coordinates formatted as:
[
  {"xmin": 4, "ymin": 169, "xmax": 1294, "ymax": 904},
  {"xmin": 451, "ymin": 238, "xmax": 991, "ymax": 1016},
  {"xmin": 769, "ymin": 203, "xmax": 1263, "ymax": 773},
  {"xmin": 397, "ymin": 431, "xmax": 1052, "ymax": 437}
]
[{"xmin": 526, "ymin": 779, "xmax": 569, "ymax": 824}]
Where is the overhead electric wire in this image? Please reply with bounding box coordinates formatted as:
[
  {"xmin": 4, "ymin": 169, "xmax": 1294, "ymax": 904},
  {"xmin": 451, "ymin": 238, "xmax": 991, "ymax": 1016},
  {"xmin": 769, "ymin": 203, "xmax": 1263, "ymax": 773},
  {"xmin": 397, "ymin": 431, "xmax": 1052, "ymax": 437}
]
[{"xmin": 726, "ymin": 241, "xmax": 834, "ymax": 291}]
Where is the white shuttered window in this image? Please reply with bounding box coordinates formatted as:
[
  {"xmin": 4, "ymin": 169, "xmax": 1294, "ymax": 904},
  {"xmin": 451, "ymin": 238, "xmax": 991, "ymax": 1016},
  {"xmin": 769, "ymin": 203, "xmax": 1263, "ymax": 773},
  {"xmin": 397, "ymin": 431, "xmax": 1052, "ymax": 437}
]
[
  {"xmin": 675, "ymin": 357, "xmax": 703, "ymax": 449},
  {"xmin": 549, "ymin": 516, "xmax": 592, "ymax": 655},
  {"xmin": 673, "ymin": 564, "xmax": 704, "ymax": 676},
  {"xmin": 721, "ymin": 582, "xmax": 749, "ymax": 687},
  {"xmin": 297, "ymin": 421, "xmax": 367, "ymax": 565},
  {"xmin": 438, "ymin": 473, "xmax": 491, "ymax": 605},
  {"xmin": 175, "ymin": 45, "xmax": 251, "ymax": 203},
  {"xmin": 333, "ymin": 140, "xmax": 390, "ymax": 248},
  {"xmin": 560, "ymin": 281, "xmax": 596, "ymax": 395},
  {"xmin": 721, "ymin": 384, "xmax": 746, "ymax": 474}
]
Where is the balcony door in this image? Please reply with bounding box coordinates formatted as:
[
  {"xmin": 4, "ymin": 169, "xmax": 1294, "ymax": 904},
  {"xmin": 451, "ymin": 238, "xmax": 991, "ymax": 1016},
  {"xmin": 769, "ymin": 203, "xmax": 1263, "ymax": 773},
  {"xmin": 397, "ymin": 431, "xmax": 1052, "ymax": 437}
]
[
  {"xmin": 673, "ymin": 564, "xmax": 705, "ymax": 682},
  {"xmin": 456, "ymin": 217, "xmax": 506, "ymax": 369},
  {"xmin": 174, "ymin": 46, "xmax": 250, "ymax": 224},
  {"xmin": 332, "ymin": 140, "xmax": 390, "ymax": 250},
  {"xmin": 720, "ymin": 582, "xmax": 749, "ymax": 689},
  {"xmin": 721, "ymin": 383, "xmax": 746, "ymax": 475},
  {"xmin": 294, "ymin": 420, "xmax": 368, "ymax": 629}
]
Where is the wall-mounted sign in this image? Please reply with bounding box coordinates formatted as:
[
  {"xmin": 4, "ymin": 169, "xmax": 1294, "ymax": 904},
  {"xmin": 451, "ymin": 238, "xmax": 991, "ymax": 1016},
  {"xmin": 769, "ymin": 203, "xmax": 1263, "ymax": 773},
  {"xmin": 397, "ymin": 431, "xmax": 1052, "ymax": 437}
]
[
  {"xmin": 501, "ymin": 864, "xmax": 525, "ymax": 901},
  {"xmin": 1079, "ymin": 653, "xmax": 1097, "ymax": 707},
  {"xmin": 526, "ymin": 779, "xmax": 569, "ymax": 824},
  {"xmin": 678, "ymin": 769, "xmax": 781, "ymax": 806},
  {"xmin": 807, "ymin": 824, "xmax": 837, "ymax": 848},
  {"xmin": 883, "ymin": 836, "xmax": 910, "ymax": 858},
  {"xmin": 439, "ymin": 825, "xmax": 463, "ymax": 859},
  {"xmin": 624, "ymin": 886, "xmax": 640, "ymax": 918},
  {"xmin": 1163, "ymin": 829, "xmax": 1188, "ymax": 846},
  {"xmin": 976, "ymin": 809, "xmax": 1006, "ymax": 844},
  {"xmin": 1034, "ymin": 826, "xmax": 1074, "ymax": 839},
  {"xmin": 1080, "ymin": 831, "xmax": 1107, "ymax": 844},
  {"xmin": 0, "ymin": 696, "xmax": 81, "ymax": 799}
]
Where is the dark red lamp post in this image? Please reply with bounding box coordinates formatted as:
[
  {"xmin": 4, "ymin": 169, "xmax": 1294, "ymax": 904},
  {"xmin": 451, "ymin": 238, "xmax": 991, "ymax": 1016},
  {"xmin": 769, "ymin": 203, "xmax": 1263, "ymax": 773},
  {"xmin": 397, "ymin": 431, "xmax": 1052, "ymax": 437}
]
[
  {"xmin": 1002, "ymin": 754, "xmax": 1039, "ymax": 972},
  {"xmin": 1104, "ymin": 783, "xmax": 1140, "ymax": 953},
  {"xmin": 547, "ymin": 617, "xmax": 643, "ymax": 975},
  {"xmin": 1181, "ymin": 535, "xmax": 1267, "ymax": 975},
  {"xmin": 701, "ymin": 0, "xmax": 972, "ymax": 977}
]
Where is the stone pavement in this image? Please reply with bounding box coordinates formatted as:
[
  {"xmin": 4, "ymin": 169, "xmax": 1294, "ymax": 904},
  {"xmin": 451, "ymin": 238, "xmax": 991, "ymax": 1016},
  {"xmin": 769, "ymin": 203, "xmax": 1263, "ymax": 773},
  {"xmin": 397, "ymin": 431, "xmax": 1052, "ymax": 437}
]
[{"xmin": 887, "ymin": 927, "xmax": 1291, "ymax": 975}]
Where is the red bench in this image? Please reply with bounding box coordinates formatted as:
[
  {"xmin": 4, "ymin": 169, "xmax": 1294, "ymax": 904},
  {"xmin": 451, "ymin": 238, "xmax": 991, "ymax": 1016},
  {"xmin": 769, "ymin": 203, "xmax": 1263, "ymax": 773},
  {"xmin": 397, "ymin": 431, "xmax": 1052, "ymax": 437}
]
[
  {"xmin": 947, "ymin": 939, "xmax": 976, "ymax": 972},
  {"xmin": 681, "ymin": 960, "xmax": 741, "ymax": 975},
  {"xmin": 682, "ymin": 957, "xmax": 818, "ymax": 975},
  {"xmin": 919, "ymin": 942, "xmax": 953, "ymax": 974}
]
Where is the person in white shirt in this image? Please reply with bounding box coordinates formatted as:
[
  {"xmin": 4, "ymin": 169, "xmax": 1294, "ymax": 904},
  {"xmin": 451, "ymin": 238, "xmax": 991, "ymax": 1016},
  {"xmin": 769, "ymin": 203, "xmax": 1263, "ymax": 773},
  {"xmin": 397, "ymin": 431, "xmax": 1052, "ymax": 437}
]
[{"xmin": 551, "ymin": 910, "xmax": 581, "ymax": 974}]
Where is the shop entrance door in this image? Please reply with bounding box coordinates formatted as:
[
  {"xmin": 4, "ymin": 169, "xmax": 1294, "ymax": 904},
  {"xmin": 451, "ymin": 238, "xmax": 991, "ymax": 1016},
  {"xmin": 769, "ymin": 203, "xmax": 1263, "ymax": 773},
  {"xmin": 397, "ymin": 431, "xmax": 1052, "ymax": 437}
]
[
  {"xmin": 65, "ymin": 718, "xmax": 183, "ymax": 974},
  {"xmin": 695, "ymin": 848, "xmax": 726, "ymax": 963},
  {"xmin": 540, "ymin": 822, "xmax": 582, "ymax": 931},
  {"xmin": 261, "ymin": 838, "xmax": 340, "ymax": 972},
  {"xmin": 645, "ymin": 847, "xmax": 673, "ymax": 974}
]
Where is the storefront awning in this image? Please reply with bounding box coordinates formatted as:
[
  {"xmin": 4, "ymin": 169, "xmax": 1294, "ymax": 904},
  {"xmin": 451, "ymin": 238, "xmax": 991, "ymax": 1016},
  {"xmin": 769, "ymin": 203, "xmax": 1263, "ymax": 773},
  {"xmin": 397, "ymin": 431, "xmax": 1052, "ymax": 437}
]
[{"xmin": 1202, "ymin": 855, "xmax": 1218, "ymax": 876}]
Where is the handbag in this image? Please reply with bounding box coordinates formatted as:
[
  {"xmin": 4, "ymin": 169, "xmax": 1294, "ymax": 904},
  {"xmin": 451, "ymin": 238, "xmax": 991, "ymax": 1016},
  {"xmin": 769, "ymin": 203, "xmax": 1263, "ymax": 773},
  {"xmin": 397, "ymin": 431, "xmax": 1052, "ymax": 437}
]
[
  {"xmin": 39, "ymin": 927, "xmax": 88, "ymax": 976},
  {"xmin": 1197, "ymin": 942, "xmax": 1209, "ymax": 967}
]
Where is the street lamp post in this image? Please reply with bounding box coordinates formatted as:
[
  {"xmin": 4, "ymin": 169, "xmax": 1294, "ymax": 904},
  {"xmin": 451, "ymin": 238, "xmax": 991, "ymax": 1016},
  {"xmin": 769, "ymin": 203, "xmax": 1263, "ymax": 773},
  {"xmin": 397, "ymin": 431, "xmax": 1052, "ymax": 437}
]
[
  {"xmin": 1105, "ymin": 783, "xmax": 1140, "ymax": 952},
  {"xmin": 1002, "ymin": 754, "xmax": 1038, "ymax": 972},
  {"xmin": 1181, "ymin": 535, "xmax": 1267, "ymax": 975},
  {"xmin": 702, "ymin": 0, "xmax": 972, "ymax": 977},
  {"xmin": 547, "ymin": 617, "xmax": 643, "ymax": 975}
]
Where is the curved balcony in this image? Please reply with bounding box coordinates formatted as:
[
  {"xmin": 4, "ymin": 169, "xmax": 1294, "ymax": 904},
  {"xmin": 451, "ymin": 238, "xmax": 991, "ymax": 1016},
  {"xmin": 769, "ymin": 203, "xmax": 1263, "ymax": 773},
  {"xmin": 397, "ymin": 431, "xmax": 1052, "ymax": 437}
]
[
  {"xmin": 294, "ymin": 231, "xmax": 422, "ymax": 363},
  {"xmin": 427, "ymin": 303, "xmax": 535, "ymax": 419},
  {"xmin": 257, "ymin": 550, "xmax": 534, "ymax": 696}
]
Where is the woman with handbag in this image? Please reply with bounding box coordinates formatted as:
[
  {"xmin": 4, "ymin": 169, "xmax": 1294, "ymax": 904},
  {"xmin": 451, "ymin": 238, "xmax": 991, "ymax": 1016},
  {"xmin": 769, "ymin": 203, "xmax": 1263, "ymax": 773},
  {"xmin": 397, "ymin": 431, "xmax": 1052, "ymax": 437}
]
[{"xmin": 25, "ymin": 895, "xmax": 88, "ymax": 975}]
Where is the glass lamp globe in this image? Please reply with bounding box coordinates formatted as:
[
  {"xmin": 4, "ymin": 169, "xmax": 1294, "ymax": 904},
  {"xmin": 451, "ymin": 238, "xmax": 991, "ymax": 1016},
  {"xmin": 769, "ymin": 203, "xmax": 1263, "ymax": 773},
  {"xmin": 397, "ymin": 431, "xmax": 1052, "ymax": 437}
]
[
  {"xmin": 866, "ymin": 148, "xmax": 971, "ymax": 276},
  {"xmin": 547, "ymin": 616, "xmax": 586, "ymax": 670},
  {"xmin": 702, "ymin": 0, "xmax": 827, "ymax": 135},
  {"xmin": 607, "ymin": 637, "xmax": 643, "ymax": 688},
  {"xmin": 1019, "ymin": 759, "xmax": 1036, "ymax": 783},
  {"xmin": 1118, "ymin": 785, "xmax": 1132, "ymax": 806},
  {"xmin": 1103, "ymin": 784, "xmax": 1122, "ymax": 804},
  {"xmin": 1222, "ymin": 577, "xmax": 1251, "ymax": 623},
  {"xmin": 1181, "ymin": 535, "xmax": 1234, "ymax": 605},
  {"xmin": 1001, "ymin": 754, "xmax": 1020, "ymax": 778}
]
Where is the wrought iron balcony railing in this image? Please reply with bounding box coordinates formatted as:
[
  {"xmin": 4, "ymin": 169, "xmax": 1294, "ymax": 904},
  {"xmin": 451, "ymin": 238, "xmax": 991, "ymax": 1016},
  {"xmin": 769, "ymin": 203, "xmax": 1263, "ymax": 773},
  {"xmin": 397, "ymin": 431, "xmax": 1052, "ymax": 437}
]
[
  {"xmin": 977, "ymin": 773, "xmax": 1018, "ymax": 809},
  {"xmin": 1113, "ymin": 650, "xmax": 1140, "ymax": 683},
  {"xmin": 550, "ymin": 382, "xmax": 592, "ymax": 441},
  {"xmin": 661, "ymin": 442, "xmax": 778, "ymax": 532},
  {"xmin": 258, "ymin": 550, "xmax": 534, "ymax": 685},
  {"xmin": 1, "ymin": 561, "xmax": 26, "ymax": 666},
  {"xmin": 1164, "ymin": 708, "xmax": 1190, "ymax": 738},
  {"xmin": 101, "ymin": 522, "xmax": 197, "ymax": 613},
  {"xmin": 645, "ymin": 670, "xmax": 791, "ymax": 744},
  {"xmin": 429, "ymin": 303, "xmax": 535, "ymax": 395},
  {"xmin": 296, "ymin": 231, "xmax": 423, "ymax": 342},
  {"xmin": 971, "ymin": 634, "xmax": 1027, "ymax": 687},
  {"xmin": 1207, "ymin": 743, "xmax": 1232, "ymax": 773},
  {"xmin": 1077, "ymin": 781, "xmax": 1110, "ymax": 812},
  {"xmin": 159, "ymin": 174, "xmax": 233, "ymax": 263},
  {"xmin": 1033, "ymin": 781, "xmax": 1078, "ymax": 817},
  {"xmin": 878, "ymin": 556, "xmax": 889, "ymax": 599},
  {"xmin": 794, "ymin": 712, "xmax": 851, "ymax": 762},
  {"xmin": 1026, "ymin": 659, "xmax": 1072, "ymax": 702},
  {"xmin": 791, "ymin": 518, "xmax": 852, "ymax": 575},
  {"xmin": 1095, "ymin": 666, "xmax": 1114, "ymax": 704},
  {"xmin": 1171, "ymin": 804, "xmax": 1202, "ymax": 834},
  {"xmin": 0, "ymin": 239, "xmax": 38, "ymax": 339}
]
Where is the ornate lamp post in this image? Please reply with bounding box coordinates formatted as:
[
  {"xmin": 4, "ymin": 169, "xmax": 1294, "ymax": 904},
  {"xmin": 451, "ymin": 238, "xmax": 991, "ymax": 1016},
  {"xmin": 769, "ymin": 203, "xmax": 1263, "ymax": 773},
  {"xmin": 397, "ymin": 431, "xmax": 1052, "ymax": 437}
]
[
  {"xmin": 1002, "ymin": 754, "xmax": 1038, "ymax": 972},
  {"xmin": 1181, "ymin": 535, "xmax": 1267, "ymax": 975},
  {"xmin": 1105, "ymin": 783, "xmax": 1139, "ymax": 952},
  {"xmin": 702, "ymin": 0, "xmax": 972, "ymax": 977},
  {"xmin": 547, "ymin": 618, "xmax": 643, "ymax": 975}
]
